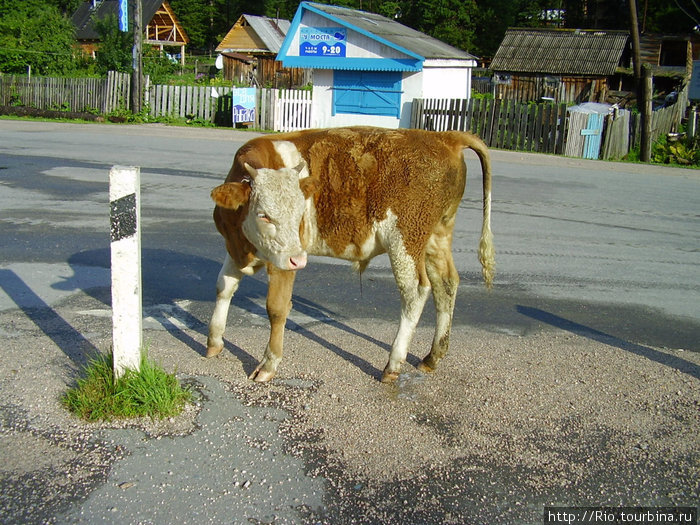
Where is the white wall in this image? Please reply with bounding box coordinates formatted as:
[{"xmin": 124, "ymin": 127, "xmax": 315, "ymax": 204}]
[
  {"xmin": 311, "ymin": 61, "xmax": 475, "ymax": 129},
  {"xmin": 421, "ymin": 59, "xmax": 474, "ymax": 99}
]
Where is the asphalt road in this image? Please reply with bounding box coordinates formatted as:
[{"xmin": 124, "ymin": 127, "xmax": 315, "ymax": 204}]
[{"xmin": 0, "ymin": 120, "xmax": 698, "ymax": 524}]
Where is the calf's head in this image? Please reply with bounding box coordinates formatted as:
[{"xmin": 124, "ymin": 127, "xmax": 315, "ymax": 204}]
[{"xmin": 212, "ymin": 162, "xmax": 316, "ymax": 271}]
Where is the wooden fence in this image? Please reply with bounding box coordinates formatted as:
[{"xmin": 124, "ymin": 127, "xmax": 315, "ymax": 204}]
[
  {"xmin": 146, "ymin": 83, "xmax": 233, "ymax": 124},
  {"xmin": 273, "ymin": 89, "xmax": 312, "ymax": 132},
  {"xmin": 0, "ymin": 71, "xmax": 130, "ymax": 114},
  {"xmin": 411, "ymin": 97, "xmax": 568, "ymax": 155},
  {"xmin": 411, "ymin": 92, "xmax": 688, "ymax": 160},
  {"xmin": 147, "ymin": 85, "xmax": 312, "ymax": 131}
]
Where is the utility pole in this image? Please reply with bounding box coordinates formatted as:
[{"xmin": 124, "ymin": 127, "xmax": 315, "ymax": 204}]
[
  {"xmin": 628, "ymin": 0, "xmax": 642, "ymax": 92},
  {"xmin": 628, "ymin": 0, "xmax": 651, "ymax": 161},
  {"xmin": 131, "ymin": 0, "xmax": 143, "ymax": 115}
]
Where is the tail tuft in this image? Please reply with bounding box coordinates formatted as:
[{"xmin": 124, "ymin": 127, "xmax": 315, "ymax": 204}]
[
  {"xmin": 479, "ymin": 224, "xmax": 495, "ymax": 289},
  {"xmin": 458, "ymin": 132, "xmax": 495, "ymax": 289}
]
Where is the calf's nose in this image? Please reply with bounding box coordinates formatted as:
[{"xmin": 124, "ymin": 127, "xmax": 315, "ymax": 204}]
[{"xmin": 289, "ymin": 252, "xmax": 307, "ymax": 270}]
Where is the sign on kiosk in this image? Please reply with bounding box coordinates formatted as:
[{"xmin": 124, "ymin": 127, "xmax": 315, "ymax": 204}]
[{"xmin": 300, "ymin": 27, "xmax": 346, "ymax": 57}]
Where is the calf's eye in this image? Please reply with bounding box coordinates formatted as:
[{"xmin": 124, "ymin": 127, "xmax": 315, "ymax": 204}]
[{"xmin": 257, "ymin": 213, "xmax": 271, "ymax": 223}]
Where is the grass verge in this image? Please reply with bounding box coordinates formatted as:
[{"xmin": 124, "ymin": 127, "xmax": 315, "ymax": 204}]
[{"xmin": 62, "ymin": 352, "xmax": 192, "ymax": 422}]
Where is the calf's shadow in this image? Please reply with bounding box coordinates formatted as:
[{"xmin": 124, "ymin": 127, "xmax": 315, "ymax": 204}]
[{"xmin": 56, "ymin": 248, "xmax": 388, "ymax": 379}]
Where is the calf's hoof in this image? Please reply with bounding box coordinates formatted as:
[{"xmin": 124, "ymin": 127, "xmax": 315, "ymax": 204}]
[
  {"xmin": 417, "ymin": 361, "xmax": 436, "ymax": 374},
  {"xmin": 206, "ymin": 345, "xmax": 223, "ymax": 358},
  {"xmin": 249, "ymin": 366, "xmax": 276, "ymax": 382},
  {"xmin": 381, "ymin": 369, "xmax": 400, "ymax": 383}
]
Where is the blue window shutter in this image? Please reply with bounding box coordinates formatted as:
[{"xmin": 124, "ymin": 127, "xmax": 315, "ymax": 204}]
[{"xmin": 333, "ymin": 71, "xmax": 402, "ymax": 118}]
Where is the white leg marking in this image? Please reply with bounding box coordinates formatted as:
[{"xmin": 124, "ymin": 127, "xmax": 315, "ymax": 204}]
[
  {"xmin": 386, "ymin": 283, "xmax": 431, "ymax": 375},
  {"xmin": 382, "ymin": 212, "xmax": 431, "ymax": 380},
  {"xmin": 207, "ymin": 254, "xmax": 242, "ymax": 354}
]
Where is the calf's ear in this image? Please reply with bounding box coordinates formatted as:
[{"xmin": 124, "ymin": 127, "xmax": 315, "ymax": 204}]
[{"xmin": 211, "ymin": 182, "xmax": 251, "ymax": 210}]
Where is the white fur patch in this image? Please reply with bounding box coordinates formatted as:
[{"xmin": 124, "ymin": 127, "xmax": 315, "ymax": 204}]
[{"xmin": 272, "ymin": 141, "xmax": 309, "ymax": 179}]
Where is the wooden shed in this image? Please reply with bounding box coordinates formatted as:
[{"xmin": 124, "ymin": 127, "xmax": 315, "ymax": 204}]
[
  {"xmin": 72, "ymin": 0, "xmax": 189, "ymax": 64},
  {"xmin": 490, "ymin": 28, "xmax": 629, "ymax": 104},
  {"xmin": 215, "ymin": 14, "xmax": 309, "ymax": 88}
]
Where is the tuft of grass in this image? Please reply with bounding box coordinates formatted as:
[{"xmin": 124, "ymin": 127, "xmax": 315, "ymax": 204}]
[{"xmin": 62, "ymin": 352, "xmax": 192, "ymax": 422}]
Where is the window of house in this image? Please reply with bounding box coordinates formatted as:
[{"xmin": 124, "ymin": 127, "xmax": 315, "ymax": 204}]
[
  {"xmin": 333, "ymin": 70, "xmax": 403, "ymax": 118},
  {"xmin": 659, "ymin": 40, "xmax": 688, "ymax": 67}
]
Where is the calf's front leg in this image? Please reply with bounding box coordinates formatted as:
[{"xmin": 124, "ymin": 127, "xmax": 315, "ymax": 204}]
[
  {"xmin": 207, "ymin": 254, "xmax": 243, "ymax": 357},
  {"xmin": 249, "ymin": 265, "xmax": 297, "ymax": 382}
]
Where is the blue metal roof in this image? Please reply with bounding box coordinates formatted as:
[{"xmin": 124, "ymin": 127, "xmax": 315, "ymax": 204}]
[{"xmin": 278, "ymin": 2, "xmax": 474, "ymax": 71}]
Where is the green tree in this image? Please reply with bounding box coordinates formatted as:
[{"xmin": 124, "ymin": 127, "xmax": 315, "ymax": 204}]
[
  {"xmin": 45, "ymin": 0, "xmax": 83, "ymax": 16},
  {"xmin": 404, "ymin": 0, "xmax": 478, "ymax": 52},
  {"xmin": 93, "ymin": 13, "xmax": 133, "ymax": 74},
  {"xmin": 642, "ymin": 0, "xmax": 698, "ymax": 33},
  {"xmin": 170, "ymin": 0, "xmax": 251, "ymax": 51},
  {"xmin": 0, "ymin": 0, "xmax": 77, "ymax": 75}
]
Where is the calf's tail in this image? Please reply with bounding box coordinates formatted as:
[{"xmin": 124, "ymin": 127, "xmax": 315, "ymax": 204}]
[{"xmin": 453, "ymin": 132, "xmax": 495, "ymax": 289}]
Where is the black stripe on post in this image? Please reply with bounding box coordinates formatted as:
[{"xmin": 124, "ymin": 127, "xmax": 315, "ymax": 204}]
[{"xmin": 110, "ymin": 193, "xmax": 137, "ymax": 242}]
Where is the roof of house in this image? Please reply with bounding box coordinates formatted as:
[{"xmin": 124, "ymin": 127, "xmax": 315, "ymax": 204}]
[
  {"xmin": 301, "ymin": 2, "xmax": 476, "ymax": 61},
  {"xmin": 72, "ymin": 0, "xmax": 188, "ymax": 44},
  {"xmin": 490, "ymin": 28, "xmax": 628, "ymax": 76},
  {"xmin": 216, "ymin": 14, "xmax": 290, "ymax": 54}
]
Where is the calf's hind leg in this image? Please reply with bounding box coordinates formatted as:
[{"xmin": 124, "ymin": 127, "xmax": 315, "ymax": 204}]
[
  {"xmin": 382, "ymin": 247, "xmax": 431, "ymax": 383},
  {"xmin": 418, "ymin": 232, "xmax": 459, "ymax": 373}
]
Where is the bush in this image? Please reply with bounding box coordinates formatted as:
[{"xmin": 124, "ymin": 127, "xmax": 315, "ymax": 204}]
[{"xmin": 651, "ymin": 134, "xmax": 700, "ymax": 167}]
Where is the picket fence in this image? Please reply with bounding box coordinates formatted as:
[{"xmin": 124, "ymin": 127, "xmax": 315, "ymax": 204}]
[
  {"xmin": 0, "ymin": 71, "xmax": 130, "ymax": 114},
  {"xmin": 147, "ymin": 84, "xmax": 312, "ymax": 132},
  {"xmin": 411, "ymin": 93, "xmax": 687, "ymax": 160}
]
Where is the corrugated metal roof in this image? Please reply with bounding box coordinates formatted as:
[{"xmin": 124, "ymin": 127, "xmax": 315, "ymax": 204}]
[
  {"xmin": 242, "ymin": 15, "xmax": 290, "ymax": 53},
  {"xmin": 304, "ymin": 2, "xmax": 476, "ymax": 61},
  {"xmin": 490, "ymin": 28, "xmax": 628, "ymax": 76}
]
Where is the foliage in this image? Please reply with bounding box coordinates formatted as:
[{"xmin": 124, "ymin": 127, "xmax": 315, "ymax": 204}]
[
  {"xmin": 62, "ymin": 352, "xmax": 192, "ymax": 422},
  {"xmin": 0, "ymin": 0, "xmax": 78, "ymax": 75},
  {"xmin": 94, "ymin": 14, "xmax": 133, "ymax": 74},
  {"xmin": 651, "ymin": 135, "xmax": 700, "ymax": 166},
  {"xmin": 44, "ymin": 0, "xmax": 83, "ymax": 16},
  {"xmin": 412, "ymin": 0, "xmax": 478, "ymax": 52},
  {"xmin": 471, "ymin": 90, "xmax": 494, "ymax": 100},
  {"xmin": 169, "ymin": 0, "xmax": 245, "ymax": 51},
  {"xmin": 143, "ymin": 47, "xmax": 180, "ymax": 84},
  {"xmin": 2, "ymin": 0, "xmax": 695, "ymax": 78}
]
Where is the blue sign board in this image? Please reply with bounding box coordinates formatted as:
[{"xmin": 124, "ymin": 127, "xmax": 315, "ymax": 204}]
[
  {"xmin": 300, "ymin": 27, "xmax": 346, "ymax": 57},
  {"xmin": 119, "ymin": 0, "xmax": 128, "ymax": 32},
  {"xmin": 231, "ymin": 88, "xmax": 256, "ymax": 123},
  {"xmin": 690, "ymin": 61, "xmax": 700, "ymax": 101}
]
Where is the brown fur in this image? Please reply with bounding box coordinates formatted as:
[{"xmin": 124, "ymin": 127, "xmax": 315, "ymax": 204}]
[
  {"xmin": 210, "ymin": 126, "xmax": 494, "ymax": 382},
  {"xmin": 215, "ymin": 127, "xmax": 491, "ymax": 275}
]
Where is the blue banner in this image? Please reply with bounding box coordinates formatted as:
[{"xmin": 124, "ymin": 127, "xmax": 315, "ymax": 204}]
[
  {"xmin": 119, "ymin": 0, "xmax": 128, "ymax": 32},
  {"xmin": 299, "ymin": 27, "xmax": 346, "ymax": 57},
  {"xmin": 231, "ymin": 88, "xmax": 256, "ymax": 123}
]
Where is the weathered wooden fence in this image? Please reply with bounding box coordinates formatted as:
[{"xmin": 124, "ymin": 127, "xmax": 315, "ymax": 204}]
[
  {"xmin": 411, "ymin": 97, "xmax": 568, "ymax": 155},
  {"xmin": 411, "ymin": 92, "xmax": 688, "ymax": 160},
  {"xmin": 146, "ymin": 83, "xmax": 233, "ymax": 124},
  {"xmin": 0, "ymin": 71, "xmax": 130, "ymax": 114},
  {"xmin": 146, "ymin": 84, "xmax": 312, "ymax": 131}
]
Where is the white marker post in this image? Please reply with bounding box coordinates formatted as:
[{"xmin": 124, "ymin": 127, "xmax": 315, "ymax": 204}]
[{"xmin": 109, "ymin": 166, "xmax": 142, "ymax": 379}]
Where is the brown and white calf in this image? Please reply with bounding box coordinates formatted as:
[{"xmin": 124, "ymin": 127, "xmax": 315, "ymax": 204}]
[{"xmin": 207, "ymin": 126, "xmax": 494, "ymax": 383}]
